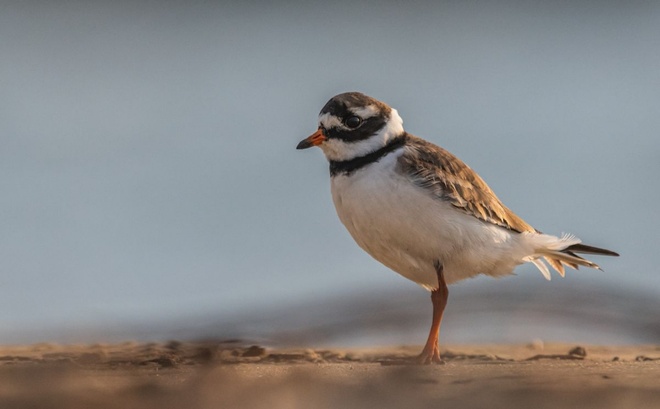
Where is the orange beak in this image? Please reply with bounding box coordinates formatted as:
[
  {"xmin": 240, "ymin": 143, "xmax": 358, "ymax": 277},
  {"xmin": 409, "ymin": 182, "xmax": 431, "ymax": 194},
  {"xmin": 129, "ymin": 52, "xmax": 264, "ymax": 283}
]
[{"xmin": 296, "ymin": 128, "xmax": 326, "ymax": 150}]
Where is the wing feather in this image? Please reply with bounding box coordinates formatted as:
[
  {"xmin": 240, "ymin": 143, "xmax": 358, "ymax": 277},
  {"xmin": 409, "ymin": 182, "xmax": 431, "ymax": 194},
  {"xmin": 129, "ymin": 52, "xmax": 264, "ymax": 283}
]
[{"xmin": 397, "ymin": 134, "xmax": 535, "ymax": 233}]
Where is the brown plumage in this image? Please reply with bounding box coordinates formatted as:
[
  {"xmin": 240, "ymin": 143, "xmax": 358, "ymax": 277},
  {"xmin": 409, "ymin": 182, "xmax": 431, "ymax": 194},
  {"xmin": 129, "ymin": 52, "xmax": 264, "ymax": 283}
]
[{"xmin": 397, "ymin": 134, "xmax": 619, "ymax": 275}]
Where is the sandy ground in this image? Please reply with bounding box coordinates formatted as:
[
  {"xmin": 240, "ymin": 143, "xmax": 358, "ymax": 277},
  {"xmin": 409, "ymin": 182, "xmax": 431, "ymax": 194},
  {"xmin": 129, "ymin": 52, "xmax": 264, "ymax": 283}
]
[{"xmin": 0, "ymin": 341, "xmax": 658, "ymax": 409}]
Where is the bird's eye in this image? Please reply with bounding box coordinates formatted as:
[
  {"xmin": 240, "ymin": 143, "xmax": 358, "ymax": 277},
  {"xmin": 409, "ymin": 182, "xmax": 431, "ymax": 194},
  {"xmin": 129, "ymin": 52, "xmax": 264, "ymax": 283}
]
[{"xmin": 345, "ymin": 115, "xmax": 362, "ymax": 129}]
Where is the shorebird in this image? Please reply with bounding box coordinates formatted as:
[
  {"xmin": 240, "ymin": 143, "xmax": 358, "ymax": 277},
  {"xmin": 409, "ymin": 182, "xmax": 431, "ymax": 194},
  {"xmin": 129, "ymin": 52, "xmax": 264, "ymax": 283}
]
[{"xmin": 296, "ymin": 92, "xmax": 618, "ymax": 364}]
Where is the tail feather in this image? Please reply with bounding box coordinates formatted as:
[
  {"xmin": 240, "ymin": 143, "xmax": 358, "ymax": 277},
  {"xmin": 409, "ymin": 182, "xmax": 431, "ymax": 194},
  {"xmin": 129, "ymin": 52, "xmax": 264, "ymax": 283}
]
[
  {"xmin": 544, "ymin": 257, "xmax": 565, "ymax": 277},
  {"xmin": 541, "ymin": 250, "xmax": 601, "ymax": 271},
  {"xmin": 564, "ymin": 243, "xmax": 620, "ymax": 257},
  {"xmin": 526, "ymin": 234, "xmax": 618, "ymax": 280},
  {"xmin": 531, "ymin": 258, "xmax": 552, "ymax": 280}
]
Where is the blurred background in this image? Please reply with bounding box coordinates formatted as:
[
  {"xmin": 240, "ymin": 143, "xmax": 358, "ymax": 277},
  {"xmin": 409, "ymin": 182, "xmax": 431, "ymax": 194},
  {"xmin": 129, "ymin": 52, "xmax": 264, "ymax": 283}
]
[{"xmin": 1, "ymin": 1, "xmax": 658, "ymax": 346}]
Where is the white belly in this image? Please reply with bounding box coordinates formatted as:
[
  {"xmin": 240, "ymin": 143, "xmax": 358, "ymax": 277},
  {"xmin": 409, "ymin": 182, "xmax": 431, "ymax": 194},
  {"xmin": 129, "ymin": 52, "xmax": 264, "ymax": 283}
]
[{"xmin": 330, "ymin": 153, "xmax": 525, "ymax": 290}]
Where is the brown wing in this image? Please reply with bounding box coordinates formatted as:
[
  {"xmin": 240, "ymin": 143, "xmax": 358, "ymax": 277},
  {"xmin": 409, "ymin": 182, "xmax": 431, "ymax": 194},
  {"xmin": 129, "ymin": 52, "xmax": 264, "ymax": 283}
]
[{"xmin": 397, "ymin": 134, "xmax": 535, "ymax": 233}]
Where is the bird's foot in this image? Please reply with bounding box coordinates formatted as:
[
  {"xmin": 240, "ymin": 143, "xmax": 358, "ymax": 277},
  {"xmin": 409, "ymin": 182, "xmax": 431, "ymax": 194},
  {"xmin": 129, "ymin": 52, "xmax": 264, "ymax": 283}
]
[{"xmin": 417, "ymin": 345, "xmax": 445, "ymax": 365}]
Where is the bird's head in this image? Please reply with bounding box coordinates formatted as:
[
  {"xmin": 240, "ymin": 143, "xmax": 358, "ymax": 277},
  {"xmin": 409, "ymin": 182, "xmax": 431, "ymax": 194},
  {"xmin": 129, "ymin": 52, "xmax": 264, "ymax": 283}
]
[{"xmin": 296, "ymin": 92, "xmax": 404, "ymax": 162}]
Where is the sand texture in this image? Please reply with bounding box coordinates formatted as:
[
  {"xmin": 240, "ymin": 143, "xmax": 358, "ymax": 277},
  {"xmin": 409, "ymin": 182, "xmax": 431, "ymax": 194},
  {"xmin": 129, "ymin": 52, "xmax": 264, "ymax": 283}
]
[{"xmin": 0, "ymin": 341, "xmax": 658, "ymax": 409}]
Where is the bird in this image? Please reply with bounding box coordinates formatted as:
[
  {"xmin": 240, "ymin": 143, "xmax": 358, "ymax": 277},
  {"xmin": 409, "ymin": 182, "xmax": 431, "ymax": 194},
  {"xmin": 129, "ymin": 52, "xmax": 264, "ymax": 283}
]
[{"xmin": 296, "ymin": 92, "xmax": 619, "ymax": 364}]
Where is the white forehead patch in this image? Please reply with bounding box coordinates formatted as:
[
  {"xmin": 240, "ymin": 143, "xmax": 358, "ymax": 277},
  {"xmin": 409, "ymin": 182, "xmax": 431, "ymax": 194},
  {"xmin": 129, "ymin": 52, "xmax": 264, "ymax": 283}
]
[{"xmin": 318, "ymin": 112, "xmax": 343, "ymax": 129}]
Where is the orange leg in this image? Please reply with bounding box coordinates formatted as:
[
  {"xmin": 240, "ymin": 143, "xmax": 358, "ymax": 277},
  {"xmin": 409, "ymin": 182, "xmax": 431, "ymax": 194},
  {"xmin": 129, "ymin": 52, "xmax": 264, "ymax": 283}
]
[{"xmin": 417, "ymin": 262, "xmax": 448, "ymax": 364}]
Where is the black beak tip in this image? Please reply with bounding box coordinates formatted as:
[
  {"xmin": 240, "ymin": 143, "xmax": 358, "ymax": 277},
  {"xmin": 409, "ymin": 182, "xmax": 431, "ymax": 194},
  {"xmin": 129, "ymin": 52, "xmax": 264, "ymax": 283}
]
[{"xmin": 296, "ymin": 140, "xmax": 312, "ymax": 150}]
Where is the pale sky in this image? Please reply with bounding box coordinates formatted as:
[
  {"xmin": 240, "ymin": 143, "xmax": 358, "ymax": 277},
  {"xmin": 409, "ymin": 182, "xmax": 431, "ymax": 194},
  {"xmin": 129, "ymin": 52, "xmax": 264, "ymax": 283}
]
[{"xmin": 1, "ymin": 1, "xmax": 658, "ymax": 343}]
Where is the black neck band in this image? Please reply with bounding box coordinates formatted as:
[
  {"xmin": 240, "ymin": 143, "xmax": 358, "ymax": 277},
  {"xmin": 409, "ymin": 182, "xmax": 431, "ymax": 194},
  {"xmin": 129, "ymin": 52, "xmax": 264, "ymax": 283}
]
[{"xmin": 329, "ymin": 134, "xmax": 407, "ymax": 176}]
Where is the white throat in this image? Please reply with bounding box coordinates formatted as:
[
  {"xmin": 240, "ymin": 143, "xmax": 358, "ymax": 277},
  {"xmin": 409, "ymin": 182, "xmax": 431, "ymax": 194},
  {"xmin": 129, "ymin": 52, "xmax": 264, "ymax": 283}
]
[{"xmin": 319, "ymin": 109, "xmax": 405, "ymax": 162}]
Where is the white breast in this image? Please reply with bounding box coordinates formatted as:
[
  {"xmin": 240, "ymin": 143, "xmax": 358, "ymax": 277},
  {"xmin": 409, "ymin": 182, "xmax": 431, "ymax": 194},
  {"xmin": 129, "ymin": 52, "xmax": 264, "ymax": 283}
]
[{"xmin": 330, "ymin": 150, "xmax": 527, "ymax": 290}]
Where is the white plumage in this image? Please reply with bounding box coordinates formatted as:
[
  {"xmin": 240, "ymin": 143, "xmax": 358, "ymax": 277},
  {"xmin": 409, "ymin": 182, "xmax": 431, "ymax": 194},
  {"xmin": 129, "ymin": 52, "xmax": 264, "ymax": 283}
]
[{"xmin": 330, "ymin": 146, "xmax": 581, "ymax": 288}]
